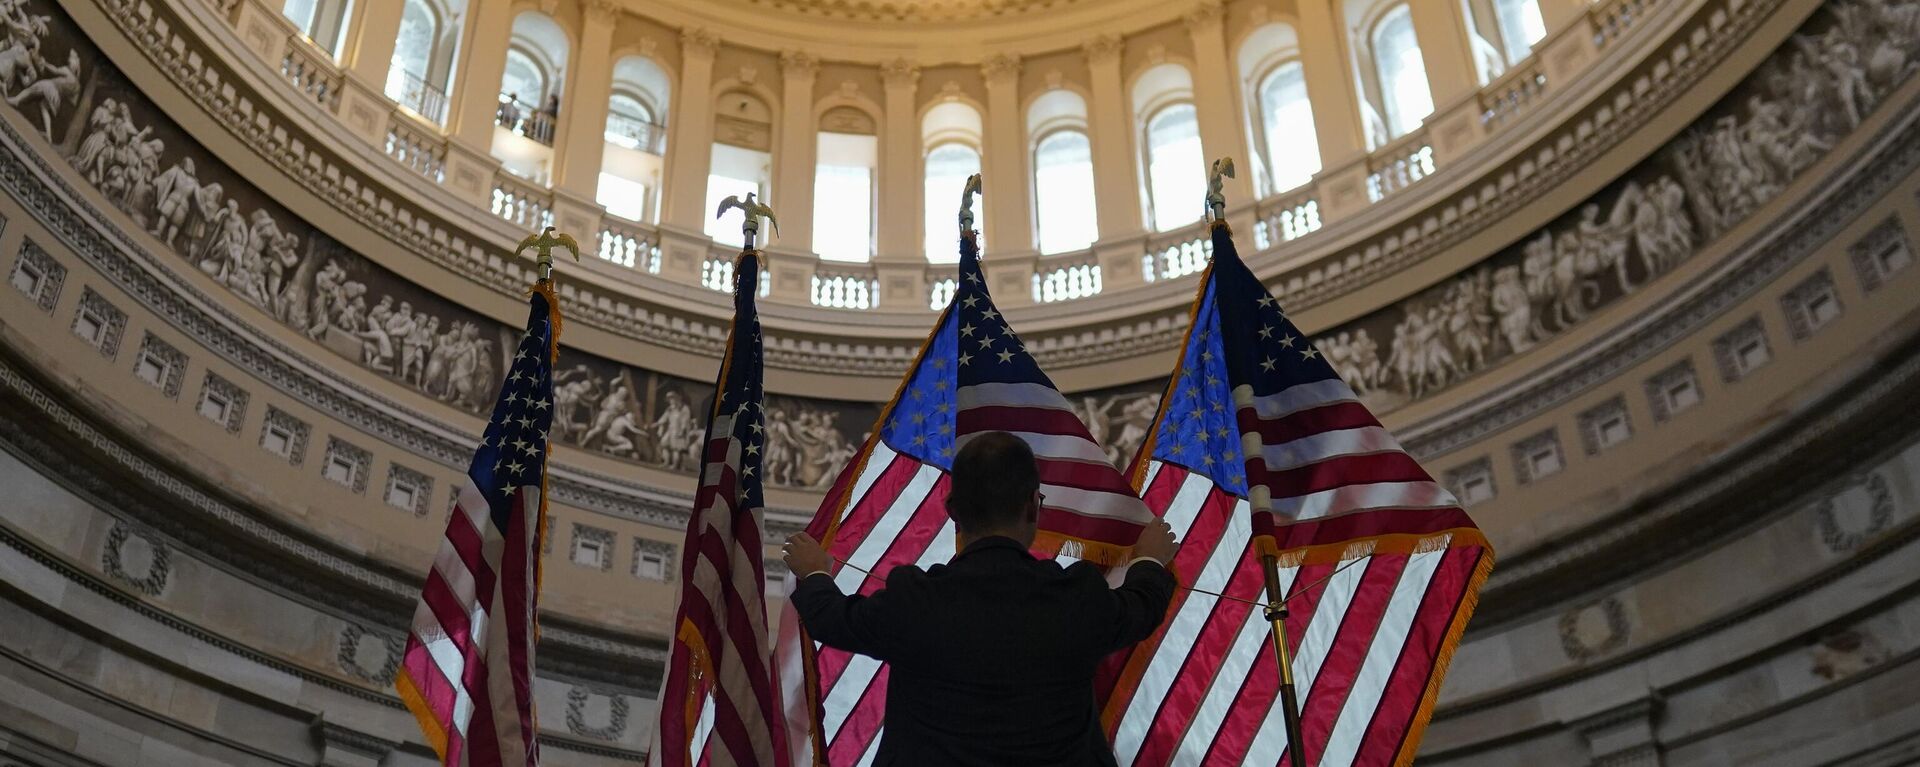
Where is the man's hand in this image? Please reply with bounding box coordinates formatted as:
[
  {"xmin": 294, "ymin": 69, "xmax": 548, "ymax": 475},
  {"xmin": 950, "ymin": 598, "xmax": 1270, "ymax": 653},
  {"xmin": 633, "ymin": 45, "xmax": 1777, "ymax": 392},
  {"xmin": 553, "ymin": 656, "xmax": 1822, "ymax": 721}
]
[
  {"xmin": 783, "ymin": 532, "xmax": 834, "ymax": 578},
  {"xmin": 1133, "ymin": 518, "xmax": 1179, "ymax": 566}
]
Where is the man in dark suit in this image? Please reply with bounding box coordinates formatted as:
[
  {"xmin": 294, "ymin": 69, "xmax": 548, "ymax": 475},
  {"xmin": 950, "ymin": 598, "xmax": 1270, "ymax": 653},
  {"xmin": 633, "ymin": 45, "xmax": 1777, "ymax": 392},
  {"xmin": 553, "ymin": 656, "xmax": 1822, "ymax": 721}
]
[{"xmin": 785, "ymin": 431, "xmax": 1178, "ymax": 766}]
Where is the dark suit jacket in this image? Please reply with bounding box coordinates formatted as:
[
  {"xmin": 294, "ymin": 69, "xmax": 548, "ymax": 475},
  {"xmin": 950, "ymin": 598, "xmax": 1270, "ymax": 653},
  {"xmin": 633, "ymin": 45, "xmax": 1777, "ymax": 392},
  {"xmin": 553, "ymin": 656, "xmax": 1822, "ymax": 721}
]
[{"xmin": 791, "ymin": 536, "xmax": 1176, "ymax": 766}]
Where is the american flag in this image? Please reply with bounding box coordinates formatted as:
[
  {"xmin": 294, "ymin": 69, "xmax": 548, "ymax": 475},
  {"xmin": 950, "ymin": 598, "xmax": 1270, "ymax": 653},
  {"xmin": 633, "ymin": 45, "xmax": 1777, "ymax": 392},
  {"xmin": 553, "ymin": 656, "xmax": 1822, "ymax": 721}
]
[
  {"xmin": 1099, "ymin": 223, "xmax": 1493, "ymax": 767},
  {"xmin": 395, "ymin": 285, "xmax": 561, "ymax": 766},
  {"xmin": 776, "ymin": 231, "xmax": 1158, "ymax": 765},
  {"xmin": 649, "ymin": 252, "xmax": 790, "ymax": 767}
]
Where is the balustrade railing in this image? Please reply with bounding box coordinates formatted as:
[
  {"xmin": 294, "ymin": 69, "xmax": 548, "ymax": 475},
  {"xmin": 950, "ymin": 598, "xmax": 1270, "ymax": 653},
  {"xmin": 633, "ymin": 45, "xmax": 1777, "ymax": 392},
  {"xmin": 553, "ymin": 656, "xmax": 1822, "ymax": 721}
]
[
  {"xmin": 604, "ymin": 113, "xmax": 666, "ymax": 154},
  {"xmin": 700, "ymin": 255, "xmax": 770, "ymax": 295},
  {"xmin": 1033, "ymin": 257, "xmax": 1102, "ymax": 303},
  {"xmin": 1591, "ymin": 0, "xmax": 1660, "ymax": 48},
  {"xmin": 491, "ymin": 173, "xmax": 554, "ymax": 230},
  {"xmin": 385, "ymin": 115, "xmax": 446, "ymax": 183},
  {"xmin": 390, "ymin": 69, "xmax": 448, "ymax": 125},
  {"xmin": 499, "ymin": 93, "xmax": 557, "ymax": 146},
  {"xmin": 278, "ymin": 37, "xmax": 341, "ymax": 110},
  {"xmin": 1480, "ymin": 61, "xmax": 1550, "ymax": 126},
  {"xmin": 598, "ymin": 220, "xmax": 661, "ymax": 273},
  {"xmin": 1367, "ymin": 132, "xmax": 1436, "ymax": 202},
  {"xmin": 1145, "ymin": 224, "xmax": 1213, "ymax": 282},
  {"xmin": 812, "ymin": 268, "xmax": 880, "ymax": 310},
  {"xmin": 1254, "ymin": 187, "xmax": 1323, "ymax": 250},
  {"xmin": 929, "ymin": 276, "xmax": 957, "ymax": 310}
]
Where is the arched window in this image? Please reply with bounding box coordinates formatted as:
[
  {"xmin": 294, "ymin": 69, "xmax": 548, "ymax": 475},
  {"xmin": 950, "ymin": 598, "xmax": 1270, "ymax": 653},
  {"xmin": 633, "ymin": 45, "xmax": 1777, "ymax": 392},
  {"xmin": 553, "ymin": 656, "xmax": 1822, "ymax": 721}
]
[
  {"xmin": 1144, "ymin": 104, "xmax": 1205, "ymax": 230},
  {"xmin": 282, "ymin": 0, "xmax": 354, "ymax": 58},
  {"xmin": 922, "ymin": 101, "xmax": 984, "ymax": 262},
  {"xmin": 705, "ymin": 91, "xmax": 774, "ymax": 247},
  {"xmin": 1033, "ymin": 132, "xmax": 1097, "ymax": 254},
  {"xmin": 924, "ymin": 144, "xmax": 981, "ymax": 261},
  {"xmin": 1257, "ymin": 62, "xmax": 1319, "ymax": 192},
  {"xmin": 500, "ymin": 49, "xmax": 546, "ymax": 108},
  {"xmin": 1492, "ymin": 0, "xmax": 1547, "ymax": 64},
  {"xmin": 386, "ymin": 0, "xmax": 438, "ymax": 105},
  {"xmin": 1372, "ymin": 5, "xmax": 1433, "ymax": 138},
  {"xmin": 1026, "ymin": 89, "xmax": 1096, "ymax": 254},
  {"xmin": 813, "ymin": 107, "xmax": 879, "ymax": 262}
]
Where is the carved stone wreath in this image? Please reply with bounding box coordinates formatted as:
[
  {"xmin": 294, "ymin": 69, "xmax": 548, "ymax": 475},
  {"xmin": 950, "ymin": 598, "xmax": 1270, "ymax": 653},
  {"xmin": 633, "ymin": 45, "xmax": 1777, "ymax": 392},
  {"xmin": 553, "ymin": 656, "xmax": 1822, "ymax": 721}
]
[
  {"xmin": 1813, "ymin": 472, "xmax": 1894, "ymax": 554},
  {"xmin": 565, "ymin": 685, "xmax": 631, "ymax": 741},
  {"xmin": 1558, "ymin": 596, "xmax": 1631, "ymax": 662},
  {"xmin": 335, "ymin": 623, "xmax": 403, "ymax": 685},
  {"xmin": 101, "ymin": 520, "xmax": 171, "ymax": 597}
]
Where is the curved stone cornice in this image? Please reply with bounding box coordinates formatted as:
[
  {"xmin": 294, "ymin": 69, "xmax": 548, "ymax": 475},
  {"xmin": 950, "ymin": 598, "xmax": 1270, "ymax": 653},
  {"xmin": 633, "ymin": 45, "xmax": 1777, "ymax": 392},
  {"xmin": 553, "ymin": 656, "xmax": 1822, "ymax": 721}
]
[{"xmin": 113, "ymin": 0, "xmax": 1808, "ymax": 415}]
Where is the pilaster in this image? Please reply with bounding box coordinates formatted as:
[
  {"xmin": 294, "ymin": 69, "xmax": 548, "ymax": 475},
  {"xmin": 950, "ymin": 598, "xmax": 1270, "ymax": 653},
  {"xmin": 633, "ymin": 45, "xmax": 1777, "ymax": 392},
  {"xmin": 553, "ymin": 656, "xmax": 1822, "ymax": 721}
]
[
  {"xmin": 663, "ymin": 28, "xmax": 720, "ymax": 231},
  {"xmin": 985, "ymin": 252, "xmax": 1036, "ymax": 308},
  {"xmin": 1408, "ymin": 0, "xmax": 1480, "ymax": 110},
  {"xmin": 442, "ymin": 140, "xmax": 503, "ymax": 208},
  {"xmin": 774, "ymin": 51, "xmax": 821, "ymax": 249},
  {"xmin": 448, "ymin": 0, "xmax": 515, "ymax": 149},
  {"xmin": 1185, "ymin": 1, "xmax": 1253, "ymax": 202},
  {"xmin": 877, "ymin": 59, "xmax": 922, "ymax": 265},
  {"xmin": 555, "ymin": 1, "xmax": 621, "ymax": 200},
  {"xmin": 656, "ymin": 225, "xmax": 714, "ymax": 283},
  {"xmin": 337, "ymin": 0, "xmax": 405, "ymax": 92},
  {"xmin": 1295, "ymin": 0, "xmax": 1367, "ymax": 172},
  {"xmin": 1084, "ymin": 34, "xmax": 1144, "ymax": 241},
  {"xmin": 1094, "ymin": 235, "xmax": 1149, "ymax": 292},
  {"xmin": 980, "ymin": 53, "xmax": 1035, "ymax": 260},
  {"xmin": 762, "ymin": 247, "xmax": 816, "ymax": 304},
  {"xmin": 551, "ymin": 188, "xmax": 606, "ymax": 244}
]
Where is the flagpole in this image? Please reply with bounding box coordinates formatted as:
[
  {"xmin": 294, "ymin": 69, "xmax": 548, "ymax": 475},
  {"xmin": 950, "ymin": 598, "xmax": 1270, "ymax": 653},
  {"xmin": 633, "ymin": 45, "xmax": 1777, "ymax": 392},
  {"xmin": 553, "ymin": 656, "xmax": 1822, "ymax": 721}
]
[
  {"xmin": 1260, "ymin": 553, "xmax": 1309, "ymax": 767},
  {"xmin": 1209, "ymin": 155, "xmax": 1306, "ymax": 767}
]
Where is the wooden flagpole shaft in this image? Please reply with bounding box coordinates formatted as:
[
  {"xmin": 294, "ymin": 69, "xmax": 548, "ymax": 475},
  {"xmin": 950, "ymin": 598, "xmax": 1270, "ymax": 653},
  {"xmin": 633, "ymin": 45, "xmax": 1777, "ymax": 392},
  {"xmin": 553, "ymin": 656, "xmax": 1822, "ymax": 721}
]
[{"xmin": 1260, "ymin": 553, "xmax": 1308, "ymax": 767}]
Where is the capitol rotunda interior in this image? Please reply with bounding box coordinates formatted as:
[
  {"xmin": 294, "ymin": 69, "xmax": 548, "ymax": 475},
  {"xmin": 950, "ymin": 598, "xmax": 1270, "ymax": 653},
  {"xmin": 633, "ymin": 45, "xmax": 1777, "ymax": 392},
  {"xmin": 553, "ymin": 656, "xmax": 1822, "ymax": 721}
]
[{"xmin": 0, "ymin": 0, "xmax": 1918, "ymax": 763}]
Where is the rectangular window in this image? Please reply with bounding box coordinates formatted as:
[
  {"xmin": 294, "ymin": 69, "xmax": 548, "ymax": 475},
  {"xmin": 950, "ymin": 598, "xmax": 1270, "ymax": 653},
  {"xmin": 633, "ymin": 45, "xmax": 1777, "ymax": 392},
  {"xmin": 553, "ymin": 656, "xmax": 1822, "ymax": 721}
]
[
  {"xmin": 135, "ymin": 351, "xmax": 170, "ymax": 388},
  {"xmin": 1460, "ymin": 473, "xmax": 1494, "ymax": 504},
  {"xmin": 325, "ymin": 454, "xmax": 357, "ymax": 486},
  {"xmin": 1713, "ymin": 318, "xmax": 1771, "ymax": 382},
  {"xmin": 573, "ymin": 539, "xmax": 604, "ymax": 568},
  {"xmin": 1664, "ymin": 378, "xmax": 1699, "ymax": 412},
  {"xmin": 636, "ymin": 552, "xmax": 667, "ymax": 580},
  {"xmin": 596, "ymin": 172, "xmax": 651, "ymax": 223},
  {"xmin": 200, "ymin": 392, "xmax": 231, "ymax": 423},
  {"xmin": 1528, "ymin": 445, "xmax": 1561, "ymax": 477},
  {"xmin": 386, "ymin": 481, "xmax": 416, "ymax": 511},
  {"xmin": 1734, "ymin": 337, "xmax": 1769, "ymax": 374},
  {"xmin": 10, "ymin": 260, "xmax": 40, "ymax": 297},
  {"xmin": 74, "ymin": 309, "xmax": 103, "ymax": 345},
  {"xmin": 704, "ymin": 143, "xmax": 772, "ymax": 247},
  {"xmin": 263, "ymin": 425, "xmax": 294, "ymax": 457}
]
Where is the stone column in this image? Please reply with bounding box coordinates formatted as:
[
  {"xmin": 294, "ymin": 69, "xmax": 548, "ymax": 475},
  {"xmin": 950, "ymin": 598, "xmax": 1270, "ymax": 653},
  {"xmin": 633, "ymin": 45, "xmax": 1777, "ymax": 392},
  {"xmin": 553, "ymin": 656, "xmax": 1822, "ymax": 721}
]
[
  {"xmin": 1083, "ymin": 34, "xmax": 1148, "ymax": 290},
  {"xmin": 1185, "ymin": 1, "xmax": 1253, "ymax": 204},
  {"xmin": 1408, "ymin": 0, "xmax": 1479, "ymax": 110},
  {"xmin": 875, "ymin": 60, "xmax": 926, "ymax": 307},
  {"xmin": 772, "ymin": 51, "xmax": 820, "ymax": 251},
  {"xmin": 1297, "ymin": 0, "xmax": 1373, "ymax": 221},
  {"xmin": 551, "ymin": 1, "xmax": 619, "ymax": 237},
  {"xmin": 657, "ymin": 27, "xmax": 720, "ymax": 283},
  {"xmin": 980, "ymin": 53, "xmax": 1035, "ymax": 305},
  {"xmin": 439, "ymin": 0, "xmax": 513, "ymax": 205},
  {"xmin": 332, "ymin": 0, "xmax": 407, "ymax": 145}
]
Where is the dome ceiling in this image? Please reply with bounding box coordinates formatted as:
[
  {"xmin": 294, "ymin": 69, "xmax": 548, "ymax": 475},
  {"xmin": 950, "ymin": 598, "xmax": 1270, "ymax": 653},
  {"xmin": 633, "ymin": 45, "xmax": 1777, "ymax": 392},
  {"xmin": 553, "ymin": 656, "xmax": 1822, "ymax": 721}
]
[{"xmin": 716, "ymin": 0, "xmax": 1086, "ymax": 23}]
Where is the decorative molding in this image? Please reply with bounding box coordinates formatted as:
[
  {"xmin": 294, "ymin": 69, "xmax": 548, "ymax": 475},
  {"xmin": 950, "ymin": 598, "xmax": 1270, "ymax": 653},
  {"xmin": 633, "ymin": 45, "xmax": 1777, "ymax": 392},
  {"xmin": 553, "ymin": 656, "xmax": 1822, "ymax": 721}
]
[
  {"xmin": 335, "ymin": 623, "xmax": 403, "ymax": 684},
  {"xmin": 258, "ymin": 405, "xmax": 311, "ymax": 466},
  {"xmin": 1558, "ymin": 596, "xmax": 1632, "ymax": 662},
  {"xmin": 1575, "ymin": 396, "xmax": 1632, "ymax": 456},
  {"xmin": 564, "ymin": 685, "xmax": 631, "ymax": 740},
  {"xmin": 1082, "ymin": 34, "xmax": 1122, "ymax": 65},
  {"xmin": 1779, "ymin": 267, "xmax": 1842, "ymax": 341},
  {"xmin": 320, "ymin": 435, "xmax": 371, "ymax": 494},
  {"xmin": 1847, "ymin": 216, "xmax": 1913, "ymax": 292},
  {"xmin": 196, "ymin": 371, "xmax": 248, "ymax": 433},
  {"xmin": 71, "ymin": 286, "xmax": 127, "ymax": 359},
  {"xmin": 1182, "ymin": 0, "xmax": 1225, "ymax": 32},
  {"xmin": 383, "ymin": 462, "xmax": 433, "ymax": 517},
  {"xmin": 582, "ymin": 0, "xmax": 621, "ymax": 25},
  {"xmin": 1642, "ymin": 359, "xmax": 1700, "ymax": 424},
  {"xmin": 680, "ymin": 26, "xmax": 719, "ymax": 57},
  {"xmin": 780, "ymin": 50, "xmax": 819, "ymax": 79},
  {"xmin": 880, "ymin": 58, "xmax": 919, "ymax": 90},
  {"xmin": 101, "ymin": 520, "xmax": 171, "ymax": 597},
  {"xmin": 570, "ymin": 522, "xmax": 615, "ymax": 571},
  {"xmin": 1710, "ymin": 315, "xmax": 1771, "ymax": 383},
  {"xmin": 9, "ymin": 239, "xmax": 63, "ymax": 312},
  {"xmin": 132, "ymin": 331, "xmax": 188, "ymax": 399},
  {"xmin": 631, "ymin": 537, "xmax": 674, "ymax": 581},
  {"xmin": 1812, "ymin": 472, "xmax": 1894, "ymax": 554},
  {"xmin": 980, "ymin": 53, "xmax": 1020, "ymax": 84}
]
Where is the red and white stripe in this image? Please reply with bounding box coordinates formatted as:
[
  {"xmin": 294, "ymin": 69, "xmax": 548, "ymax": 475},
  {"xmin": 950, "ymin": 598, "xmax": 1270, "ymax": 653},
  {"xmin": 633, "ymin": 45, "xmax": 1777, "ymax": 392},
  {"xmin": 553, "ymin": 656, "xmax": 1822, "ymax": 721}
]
[
  {"xmin": 652, "ymin": 414, "xmax": 787, "ymax": 767},
  {"xmin": 957, "ymin": 381, "xmax": 1153, "ymax": 548},
  {"xmin": 398, "ymin": 475, "xmax": 541, "ymax": 766}
]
